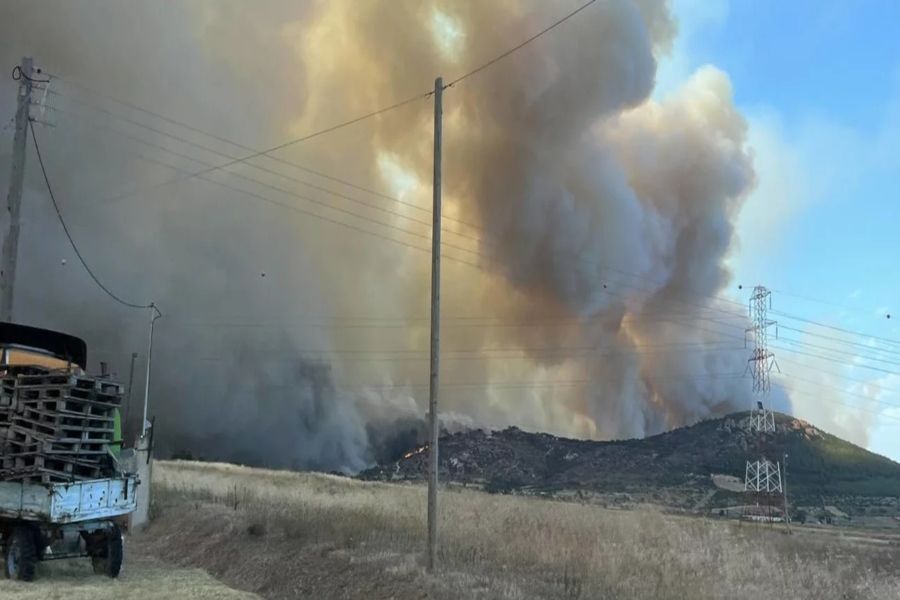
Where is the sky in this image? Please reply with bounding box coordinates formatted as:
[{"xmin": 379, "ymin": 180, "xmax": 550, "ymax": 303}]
[{"xmin": 658, "ymin": 0, "xmax": 900, "ymax": 460}]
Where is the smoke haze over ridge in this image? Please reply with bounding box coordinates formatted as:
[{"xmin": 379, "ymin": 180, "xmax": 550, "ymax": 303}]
[{"xmin": 0, "ymin": 0, "xmax": 791, "ymax": 471}]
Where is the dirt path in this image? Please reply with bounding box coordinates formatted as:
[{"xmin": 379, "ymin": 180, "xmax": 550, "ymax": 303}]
[{"xmin": 0, "ymin": 548, "xmax": 259, "ymax": 600}]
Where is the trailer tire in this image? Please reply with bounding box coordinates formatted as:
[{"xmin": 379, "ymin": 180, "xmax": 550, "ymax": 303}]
[
  {"xmin": 91, "ymin": 525, "xmax": 123, "ymax": 578},
  {"xmin": 5, "ymin": 526, "xmax": 38, "ymax": 581}
]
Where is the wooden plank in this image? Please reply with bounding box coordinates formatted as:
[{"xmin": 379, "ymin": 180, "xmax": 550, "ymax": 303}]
[
  {"xmin": 16, "ymin": 385, "xmax": 122, "ymax": 405},
  {"xmin": 17, "ymin": 396, "xmax": 119, "ymax": 415},
  {"xmin": 14, "ymin": 414, "xmax": 115, "ymax": 435},
  {"xmin": 6, "ymin": 426, "xmax": 109, "ymax": 453},
  {"xmin": 15, "ymin": 374, "xmax": 123, "ymax": 395},
  {"xmin": 19, "ymin": 407, "xmax": 114, "ymax": 431}
]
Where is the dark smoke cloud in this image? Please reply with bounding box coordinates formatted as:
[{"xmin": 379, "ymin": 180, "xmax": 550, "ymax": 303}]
[{"xmin": 0, "ymin": 1, "xmax": 784, "ymax": 471}]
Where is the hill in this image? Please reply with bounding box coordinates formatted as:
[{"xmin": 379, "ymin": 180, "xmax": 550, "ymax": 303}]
[{"xmin": 361, "ymin": 412, "xmax": 900, "ymax": 520}]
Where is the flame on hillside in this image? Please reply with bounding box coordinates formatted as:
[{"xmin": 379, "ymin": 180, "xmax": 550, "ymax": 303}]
[{"xmin": 403, "ymin": 446, "xmax": 428, "ymax": 460}]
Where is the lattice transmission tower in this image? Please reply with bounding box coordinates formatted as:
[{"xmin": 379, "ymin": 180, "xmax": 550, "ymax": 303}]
[{"xmin": 744, "ymin": 285, "xmax": 782, "ymax": 496}]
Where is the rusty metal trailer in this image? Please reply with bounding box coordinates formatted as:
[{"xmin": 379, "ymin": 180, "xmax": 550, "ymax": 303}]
[{"xmin": 0, "ymin": 475, "xmax": 137, "ymax": 580}]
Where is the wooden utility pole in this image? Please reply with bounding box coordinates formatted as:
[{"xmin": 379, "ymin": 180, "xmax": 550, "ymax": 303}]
[
  {"xmin": 427, "ymin": 76, "xmax": 443, "ymax": 572},
  {"xmin": 1, "ymin": 57, "xmax": 34, "ymax": 322}
]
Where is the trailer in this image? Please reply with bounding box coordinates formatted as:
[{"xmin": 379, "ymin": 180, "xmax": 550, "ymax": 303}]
[
  {"xmin": 0, "ymin": 475, "xmax": 137, "ymax": 580},
  {"xmin": 0, "ymin": 322, "xmax": 139, "ymax": 581}
]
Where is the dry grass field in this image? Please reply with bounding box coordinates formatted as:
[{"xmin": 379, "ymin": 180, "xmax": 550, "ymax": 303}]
[
  {"xmin": 144, "ymin": 460, "xmax": 900, "ymax": 600},
  {"xmin": 0, "ymin": 553, "xmax": 258, "ymax": 599}
]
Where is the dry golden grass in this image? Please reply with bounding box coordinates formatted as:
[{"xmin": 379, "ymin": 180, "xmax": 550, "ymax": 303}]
[
  {"xmin": 0, "ymin": 553, "xmax": 259, "ymax": 599},
  {"xmin": 150, "ymin": 460, "xmax": 900, "ymax": 600}
]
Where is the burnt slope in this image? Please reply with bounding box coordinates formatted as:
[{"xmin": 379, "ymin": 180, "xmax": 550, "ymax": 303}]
[{"xmin": 360, "ymin": 412, "xmax": 900, "ymax": 507}]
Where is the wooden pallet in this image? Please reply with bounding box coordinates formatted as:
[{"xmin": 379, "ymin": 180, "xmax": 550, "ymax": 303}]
[
  {"xmin": 1, "ymin": 376, "xmax": 15, "ymax": 411},
  {"xmin": 6, "ymin": 426, "xmax": 110, "ymax": 455},
  {"xmin": 16, "ymin": 396, "xmax": 119, "ymax": 418},
  {"xmin": 18, "ymin": 405, "xmax": 114, "ymax": 431},
  {"xmin": 15, "ymin": 373, "xmax": 123, "ymax": 396},
  {"xmin": 2, "ymin": 446, "xmax": 104, "ymax": 469},
  {"xmin": 8, "ymin": 416, "xmax": 114, "ymax": 442},
  {"xmin": 16, "ymin": 385, "xmax": 122, "ymax": 406},
  {"xmin": 1, "ymin": 366, "xmax": 122, "ymax": 484}
]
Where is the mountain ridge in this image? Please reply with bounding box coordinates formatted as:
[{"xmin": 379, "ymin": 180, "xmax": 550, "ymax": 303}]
[{"xmin": 361, "ymin": 412, "xmax": 900, "ymax": 520}]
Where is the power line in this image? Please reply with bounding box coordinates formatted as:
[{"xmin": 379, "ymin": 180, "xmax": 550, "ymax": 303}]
[
  {"xmin": 50, "ymin": 100, "xmax": 746, "ymax": 323},
  {"xmin": 47, "ymin": 110, "xmax": 485, "ymax": 269},
  {"xmin": 771, "ymin": 287, "xmax": 891, "ymax": 319},
  {"xmin": 67, "ymin": 110, "xmax": 894, "ymax": 350},
  {"xmin": 343, "ymin": 373, "xmax": 746, "ymax": 390},
  {"xmin": 318, "ymin": 349, "xmax": 743, "ymax": 362},
  {"xmin": 46, "ymin": 79, "xmax": 264, "ymax": 152},
  {"xmin": 151, "ymin": 161, "xmax": 484, "ymax": 270},
  {"xmin": 195, "ymin": 169, "xmax": 483, "ymax": 270},
  {"xmin": 773, "ymin": 310, "xmax": 900, "ymax": 349},
  {"xmin": 776, "ymin": 356, "xmax": 900, "ymax": 397},
  {"xmin": 48, "ymin": 95, "xmax": 485, "ymax": 239},
  {"xmin": 48, "ymin": 94, "xmax": 760, "ymax": 327},
  {"xmin": 47, "ymin": 83, "xmax": 457, "ymax": 226},
  {"xmin": 45, "ymin": 105, "xmax": 491, "ymax": 262},
  {"xmin": 164, "ymin": 311, "xmax": 746, "ymax": 329},
  {"xmin": 444, "ymin": 0, "xmax": 599, "ymax": 88},
  {"xmin": 780, "ymin": 374, "xmax": 900, "ymax": 411},
  {"xmin": 177, "ymin": 371, "xmax": 746, "ymax": 389},
  {"xmin": 778, "ymin": 336, "xmax": 900, "ymax": 368},
  {"xmin": 772, "ymin": 345, "xmax": 900, "ymax": 378},
  {"xmin": 48, "ymin": 85, "xmax": 900, "ymax": 353},
  {"xmin": 75, "ymin": 90, "xmax": 432, "ymax": 210},
  {"xmin": 58, "ymin": 95, "xmax": 900, "ymax": 342},
  {"xmin": 786, "ymin": 387, "xmax": 900, "ymax": 424},
  {"xmin": 47, "ymin": 0, "xmax": 604, "ymax": 172},
  {"xmin": 779, "ymin": 324, "xmax": 900, "ymax": 359},
  {"xmin": 36, "ymin": 0, "xmax": 605, "ymax": 234},
  {"xmin": 40, "ymin": 115, "xmax": 461, "ymax": 269},
  {"xmin": 28, "ymin": 120, "xmax": 154, "ymax": 311},
  {"xmin": 46, "ymin": 100, "xmax": 483, "ymax": 242},
  {"xmin": 42, "ymin": 22, "xmax": 900, "ymax": 339},
  {"xmin": 54, "ymin": 108, "xmax": 758, "ymax": 329},
  {"xmin": 191, "ymin": 341, "xmax": 744, "ymax": 358},
  {"xmin": 59, "ymin": 108, "xmax": 900, "ymax": 371}
]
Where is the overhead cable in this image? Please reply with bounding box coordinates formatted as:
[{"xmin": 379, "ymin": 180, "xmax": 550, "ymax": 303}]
[{"xmin": 28, "ymin": 120, "xmax": 156, "ymax": 311}]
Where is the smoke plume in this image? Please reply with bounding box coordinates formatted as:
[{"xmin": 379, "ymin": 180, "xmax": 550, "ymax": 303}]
[{"xmin": 0, "ymin": 0, "xmax": 775, "ymax": 471}]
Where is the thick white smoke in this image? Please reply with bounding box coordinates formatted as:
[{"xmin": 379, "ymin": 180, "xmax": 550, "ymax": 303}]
[{"xmin": 0, "ymin": 0, "xmax": 779, "ymax": 470}]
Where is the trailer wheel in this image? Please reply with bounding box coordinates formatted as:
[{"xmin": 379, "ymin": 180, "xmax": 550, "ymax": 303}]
[
  {"xmin": 91, "ymin": 525, "xmax": 123, "ymax": 578},
  {"xmin": 5, "ymin": 526, "xmax": 38, "ymax": 581}
]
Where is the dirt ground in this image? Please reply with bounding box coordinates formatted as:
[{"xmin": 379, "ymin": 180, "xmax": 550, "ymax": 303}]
[{"xmin": 0, "ymin": 550, "xmax": 258, "ymax": 599}]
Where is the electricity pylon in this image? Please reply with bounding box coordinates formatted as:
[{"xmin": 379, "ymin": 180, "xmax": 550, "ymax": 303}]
[{"xmin": 744, "ymin": 286, "xmax": 782, "ymax": 499}]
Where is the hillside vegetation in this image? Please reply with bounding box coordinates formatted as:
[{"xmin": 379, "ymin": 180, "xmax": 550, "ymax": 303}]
[
  {"xmin": 146, "ymin": 460, "xmax": 899, "ymax": 600},
  {"xmin": 363, "ymin": 412, "xmax": 900, "ymax": 512}
]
